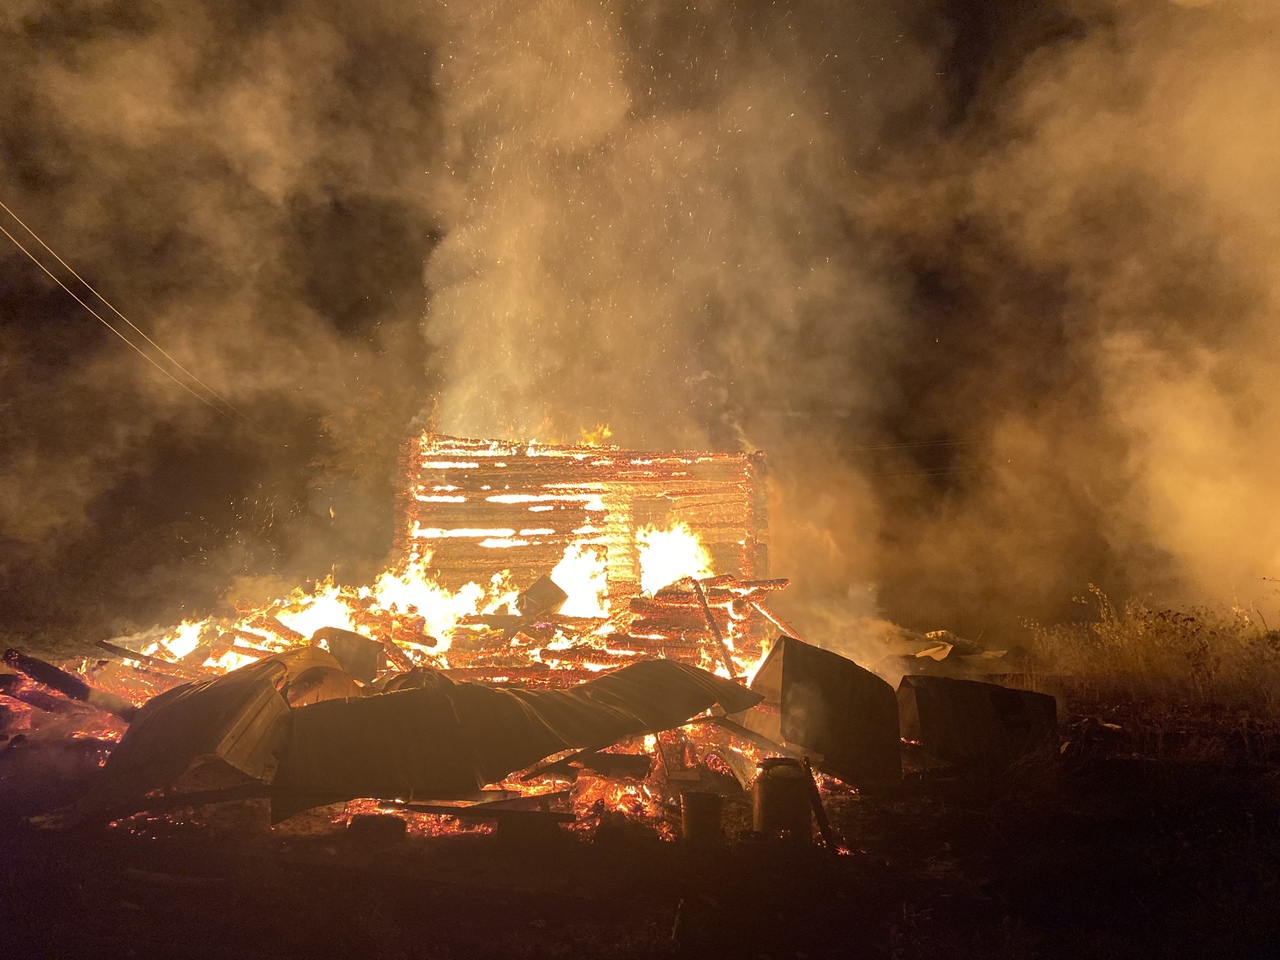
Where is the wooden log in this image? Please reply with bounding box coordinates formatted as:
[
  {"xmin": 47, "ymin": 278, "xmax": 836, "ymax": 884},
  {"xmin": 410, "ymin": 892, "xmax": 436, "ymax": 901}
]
[
  {"xmin": 654, "ymin": 575, "xmax": 737, "ymax": 599},
  {"xmin": 2, "ymin": 649, "xmax": 138, "ymax": 721},
  {"xmin": 95, "ymin": 641, "xmax": 203, "ymax": 680},
  {"xmin": 609, "ymin": 633, "xmax": 705, "ymax": 652},
  {"xmin": 749, "ymin": 600, "xmax": 802, "ymax": 641},
  {"xmin": 629, "ymin": 596, "xmax": 731, "ymax": 615},
  {"xmin": 247, "ymin": 615, "xmax": 305, "ymax": 645},
  {"xmin": 726, "ymin": 578, "xmax": 791, "ymax": 592},
  {"xmin": 801, "ymin": 756, "xmax": 838, "ymax": 851},
  {"xmin": 634, "ymin": 583, "xmax": 787, "ymax": 608},
  {"xmin": 535, "ymin": 646, "xmax": 634, "ymax": 666},
  {"xmin": 628, "ymin": 618, "xmax": 714, "ymax": 636},
  {"xmin": 73, "ymin": 782, "xmax": 273, "ymax": 826},
  {"xmin": 227, "ymin": 628, "xmax": 275, "ymax": 649},
  {"xmin": 0, "ymin": 673, "xmax": 67, "ymax": 713},
  {"xmin": 466, "ymin": 790, "xmax": 573, "ymax": 811},
  {"xmin": 378, "ymin": 636, "xmax": 416, "ymax": 672}
]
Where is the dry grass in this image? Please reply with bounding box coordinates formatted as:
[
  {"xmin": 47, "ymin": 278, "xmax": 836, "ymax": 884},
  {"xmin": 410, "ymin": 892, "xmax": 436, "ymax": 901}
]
[{"xmin": 1027, "ymin": 586, "xmax": 1280, "ymax": 712}]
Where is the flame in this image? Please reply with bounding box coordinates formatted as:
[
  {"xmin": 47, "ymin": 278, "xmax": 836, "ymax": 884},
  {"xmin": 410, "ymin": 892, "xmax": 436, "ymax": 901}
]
[
  {"xmin": 636, "ymin": 521, "xmax": 714, "ymax": 595},
  {"xmin": 275, "ymin": 580, "xmax": 360, "ymax": 638},
  {"xmin": 551, "ymin": 542, "xmax": 609, "ymax": 617},
  {"xmin": 370, "ymin": 558, "xmax": 519, "ymax": 651},
  {"xmin": 138, "ymin": 551, "xmax": 521, "ymax": 667},
  {"xmin": 580, "ymin": 423, "xmax": 613, "ymax": 446}
]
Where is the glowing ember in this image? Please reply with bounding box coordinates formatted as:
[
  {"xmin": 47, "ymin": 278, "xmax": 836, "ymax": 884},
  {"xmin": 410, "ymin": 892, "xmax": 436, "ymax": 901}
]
[{"xmin": 636, "ymin": 521, "xmax": 715, "ymax": 595}]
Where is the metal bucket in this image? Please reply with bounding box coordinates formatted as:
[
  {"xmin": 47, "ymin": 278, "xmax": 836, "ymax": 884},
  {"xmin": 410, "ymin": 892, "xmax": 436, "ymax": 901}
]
[
  {"xmin": 752, "ymin": 757, "xmax": 812, "ymax": 840},
  {"xmin": 680, "ymin": 791, "xmax": 724, "ymax": 844}
]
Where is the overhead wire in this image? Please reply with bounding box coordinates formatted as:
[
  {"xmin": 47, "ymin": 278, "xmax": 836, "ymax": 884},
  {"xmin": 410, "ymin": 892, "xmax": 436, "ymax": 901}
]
[
  {"xmin": 0, "ymin": 199, "xmax": 248, "ymax": 425},
  {"xmin": 0, "ymin": 214, "xmax": 247, "ymax": 426},
  {"xmin": 847, "ymin": 438, "xmax": 984, "ymax": 452}
]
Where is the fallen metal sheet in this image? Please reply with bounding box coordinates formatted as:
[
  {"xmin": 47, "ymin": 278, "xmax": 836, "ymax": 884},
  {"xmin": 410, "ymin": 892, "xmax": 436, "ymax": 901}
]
[
  {"xmin": 897, "ymin": 675, "xmax": 1058, "ymax": 768},
  {"xmin": 737, "ymin": 637, "xmax": 901, "ymax": 785},
  {"xmin": 269, "ymin": 659, "xmax": 761, "ymax": 822},
  {"xmin": 88, "ymin": 658, "xmax": 291, "ymax": 806},
  {"xmin": 85, "ymin": 647, "xmax": 348, "ymax": 808}
]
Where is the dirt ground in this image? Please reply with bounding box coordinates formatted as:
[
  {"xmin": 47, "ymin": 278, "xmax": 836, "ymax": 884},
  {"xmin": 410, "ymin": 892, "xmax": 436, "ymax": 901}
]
[{"xmin": 3, "ymin": 705, "xmax": 1280, "ymax": 960}]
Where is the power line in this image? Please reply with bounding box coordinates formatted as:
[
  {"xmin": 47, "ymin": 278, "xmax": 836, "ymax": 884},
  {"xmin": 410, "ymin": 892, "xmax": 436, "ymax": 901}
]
[
  {"xmin": 0, "ymin": 200, "xmax": 248, "ymax": 425},
  {"xmin": 867, "ymin": 467, "xmax": 981, "ymax": 480},
  {"xmin": 0, "ymin": 199, "xmax": 246, "ymax": 421},
  {"xmin": 0, "ymin": 217, "xmax": 245, "ymax": 425},
  {"xmin": 847, "ymin": 438, "xmax": 985, "ymax": 452}
]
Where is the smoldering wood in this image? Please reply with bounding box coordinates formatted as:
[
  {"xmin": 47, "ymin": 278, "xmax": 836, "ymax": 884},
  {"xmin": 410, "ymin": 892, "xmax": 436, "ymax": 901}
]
[
  {"xmin": 692, "ymin": 581, "xmax": 737, "ymax": 678},
  {"xmin": 700, "ymin": 715, "xmax": 808, "ymax": 761},
  {"xmin": 749, "ymin": 601, "xmax": 802, "ymax": 642},
  {"xmin": 95, "ymin": 641, "xmax": 204, "ymax": 681},
  {"xmin": 655, "ymin": 575, "xmax": 738, "ymax": 597},
  {"xmin": 3, "ymin": 649, "xmax": 138, "ymax": 721},
  {"xmin": 4, "ymin": 649, "xmax": 91, "ymax": 700},
  {"xmin": 246, "ymin": 614, "xmax": 305, "ymax": 645},
  {"xmin": 0, "ymin": 673, "xmax": 68, "ymax": 713},
  {"xmin": 653, "ymin": 578, "xmax": 789, "ymax": 602},
  {"xmin": 801, "ymin": 756, "xmax": 838, "ymax": 850},
  {"xmin": 664, "ymin": 761, "xmax": 744, "ymax": 797},
  {"xmin": 626, "ymin": 619, "xmax": 715, "ymax": 639},
  {"xmin": 533, "ymin": 647, "xmax": 635, "ymax": 667},
  {"xmin": 606, "ymin": 634, "xmax": 706, "ymax": 653},
  {"xmin": 375, "ymin": 634, "xmax": 416, "ymax": 672},
  {"xmin": 109, "ymin": 782, "xmax": 273, "ymax": 822},
  {"xmin": 628, "ymin": 598, "xmax": 735, "ymax": 623}
]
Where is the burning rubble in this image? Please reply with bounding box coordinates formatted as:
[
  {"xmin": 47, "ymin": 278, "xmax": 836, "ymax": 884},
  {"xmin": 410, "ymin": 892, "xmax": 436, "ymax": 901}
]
[{"xmin": 0, "ymin": 434, "xmax": 1056, "ymax": 845}]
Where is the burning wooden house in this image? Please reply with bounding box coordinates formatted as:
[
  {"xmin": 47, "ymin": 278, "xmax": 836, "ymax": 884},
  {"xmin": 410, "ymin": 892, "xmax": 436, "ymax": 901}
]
[
  {"xmin": 383, "ymin": 433, "xmax": 788, "ymax": 678},
  {"xmin": 1, "ymin": 434, "xmax": 870, "ymax": 843},
  {"xmin": 394, "ymin": 434, "xmax": 769, "ymax": 601}
]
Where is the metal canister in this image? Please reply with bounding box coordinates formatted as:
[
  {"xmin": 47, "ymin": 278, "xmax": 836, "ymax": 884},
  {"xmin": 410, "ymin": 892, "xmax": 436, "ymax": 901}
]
[
  {"xmin": 680, "ymin": 791, "xmax": 724, "ymax": 844},
  {"xmin": 752, "ymin": 757, "xmax": 812, "ymax": 841}
]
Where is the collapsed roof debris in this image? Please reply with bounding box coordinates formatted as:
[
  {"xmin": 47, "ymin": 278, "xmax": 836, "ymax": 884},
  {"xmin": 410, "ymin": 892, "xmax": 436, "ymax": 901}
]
[
  {"xmin": 735, "ymin": 636, "xmax": 902, "ymax": 785},
  {"xmin": 897, "ymin": 675, "xmax": 1058, "ymax": 769},
  {"xmin": 270, "ymin": 658, "xmax": 761, "ymax": 822},
  {"xmin": 0, "ymin": 434, "xmax": 1063, "ymax": 840},
  {"xmin": 68, "ymin": 648, "xmax": 760, "ymax": 823}
]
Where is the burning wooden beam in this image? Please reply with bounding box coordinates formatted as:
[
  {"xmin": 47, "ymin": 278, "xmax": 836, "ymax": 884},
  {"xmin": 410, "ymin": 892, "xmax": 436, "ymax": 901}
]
[{"xmin": 3, "ymin": 649, "xmax": 138, "ymax": 721}]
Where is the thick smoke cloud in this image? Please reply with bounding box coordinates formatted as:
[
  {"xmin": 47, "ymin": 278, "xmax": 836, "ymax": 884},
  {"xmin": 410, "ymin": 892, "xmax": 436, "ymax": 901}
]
[
  {"xmin": 866, "ymin": 0, "xmax": 1280, "ymax": 635},
  {"xmin": 0, "ymin": 0, "xmax": 443, "ymax": 637},
  {"xmin": 2, "ymin": 0, "xmax": 1276, "ymax": 650},
  {"xmin": 422, "ymin": 0, "xmax": 1280, "ymax": 645}
]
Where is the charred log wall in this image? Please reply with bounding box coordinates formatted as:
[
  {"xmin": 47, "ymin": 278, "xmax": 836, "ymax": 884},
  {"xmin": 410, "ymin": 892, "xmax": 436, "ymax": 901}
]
[{"xmin": 395, "ymin": 435, "xmax": 767, "ymax": 598}]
